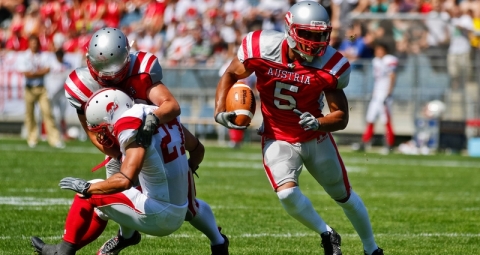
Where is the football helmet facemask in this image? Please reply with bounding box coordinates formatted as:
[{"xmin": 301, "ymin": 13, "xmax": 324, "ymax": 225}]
[
  {"xmin": 86, "ymin": 27, "xmax": 131, "ymax": 87},
  {"xmin": 85, "ymin": 88, "xmax": 134, "ymax": 147},
  {"xmin": 285, "ymin": 1, "xmax": 332, "ymax": 61}
]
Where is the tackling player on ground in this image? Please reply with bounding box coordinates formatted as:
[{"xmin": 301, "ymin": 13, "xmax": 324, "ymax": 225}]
[
  {"xmin": 62, "ymin": 27, "xmax": 228, "ymax": 255},
  {"xmin": 31, "ymin": 88, "xmax": 205, "ymax": 255},
  {"xmin": 214, "ymin": 2, "xmax": 383, "ymax": 255}
]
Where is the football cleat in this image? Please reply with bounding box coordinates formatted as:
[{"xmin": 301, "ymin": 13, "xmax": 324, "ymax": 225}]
[
  {"xmin": 211, "ymin": 228, "xmax": 229, "ymax": 255},
  {"xmin": 31, "ymin": 237, "xmax": 59, "ymax": 255},
  {"xmin": 365, "ymin": 247, "xmax": 384, "ymax": 255},
  {"xmin": 97, "ymin": 230, "xmax": 141, "ymax": 255},
  {"xmin": 320, "ymin": 228, "xmax": 342, "ymax": 255}
]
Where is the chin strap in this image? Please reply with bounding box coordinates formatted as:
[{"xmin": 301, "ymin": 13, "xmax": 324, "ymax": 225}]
[
  {"xmin": 292, "ymin": 48, "xmax": 314, "ymax": 62},
  {"xmin": 287, "ymin": 35, "xmax": 315, "ymax": 63}
]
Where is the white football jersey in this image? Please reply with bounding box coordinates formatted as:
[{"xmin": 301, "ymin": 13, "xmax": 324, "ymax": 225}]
[
  {"xmin": 372, "ymin": 54, "xmax": 398, "ymax": 100},
  {"xmin": 113, "ymin": 104, "xmax": 188, "ymax": 206}
]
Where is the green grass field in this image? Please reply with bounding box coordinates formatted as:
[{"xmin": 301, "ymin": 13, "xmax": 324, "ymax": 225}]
[{"xmin": 1, "ymin": 138, "xmax": 480, "ymax": 255}]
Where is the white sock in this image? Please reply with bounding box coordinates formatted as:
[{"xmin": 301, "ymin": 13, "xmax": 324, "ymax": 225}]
[
  {"xmin": 277, "ymin": 187, "xmax": 328, "ymax": 234},
  {"xmin": 188, "ymin": 199, "xmax": 225, "ymax": 245},
  {"xmin": 336, "ymin": 190, "xmax": 377, "ymax": 253},
  {"xmin": 119, "ymin": 226, "xmax": 135, "ymax": 239}
]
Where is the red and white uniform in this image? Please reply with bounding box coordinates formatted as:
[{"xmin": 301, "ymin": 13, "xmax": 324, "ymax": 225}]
[
  {"xmin": 366, "ymin": 54, "xmax": 398, "ymax": 124},
  {"xmin": 64, "ymin": 51, "xmax": 163, "ymax": 111},
  {"xmin": 90, "ymin": 105, "xmax": 188, "ymax": 236},
  {"xmin": 361, "ymin": 54, "xmax": 398, "ymax": 147},
  {"xmin": 239, "ymin": 30, "xmax": 352, "ymax": 198},
  {"xmin": 239, "ymin": 30, "xmax": 351, "ymax": 144},
  {"xmin": 64, "ymin": 51, "xmax": 203, "ymax": 217}
]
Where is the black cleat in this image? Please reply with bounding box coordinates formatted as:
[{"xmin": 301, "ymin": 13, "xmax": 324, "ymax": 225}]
[
  {"xmin": 31, "ymin": 237, "xmax": 46, "ymax": 254},
  {"xmin": 97, "ymin": 230, "xmax": 141, "ymax": 255},
  {"xmin": 320, "ymin": 228, "xmax": 342, "ymax": 255},
  {"xmin": 365, "ymin": 247, "xmax": 384, "ymax": 255},
  {"xmin": 211, "ymin": 228, "xmax": 229, "ymax": 255},
  {"xmin": 31, "ymin": 237, "xmax": 58, "ymax": 255}
]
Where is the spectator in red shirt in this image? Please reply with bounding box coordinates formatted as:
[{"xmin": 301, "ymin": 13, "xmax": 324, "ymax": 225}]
[
  {"xmin": 102, "ymin": 0, "xmax": 125, "ymax": 28},
  {"xmin": 5, "ymin": 24, "xmax": 28, "ymax": 51},
  {"xmin": 143, "ymin": 0, "xmax": 167, "ymax": 33}
]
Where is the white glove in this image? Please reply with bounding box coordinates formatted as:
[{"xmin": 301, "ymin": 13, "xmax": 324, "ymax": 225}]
[
  {"xmin": 215, "ymin": 112, "xmax": 247, "ymax": 130},
  {"xmin": 293, "ymin": 109, "xmax": 320, "ymax": 131}
]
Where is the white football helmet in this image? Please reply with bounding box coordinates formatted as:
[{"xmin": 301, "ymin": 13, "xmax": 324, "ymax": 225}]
[
  {"xmin": 285, "ymin": 1, "xmax": 332, "ymax": 61},
  {"xmin": 86, "ymin": 27, "xmax": 131, "ymax": 87},
  {"xmin": 85, "ymin": 88, "xmax": 134, "ymax": 147}
]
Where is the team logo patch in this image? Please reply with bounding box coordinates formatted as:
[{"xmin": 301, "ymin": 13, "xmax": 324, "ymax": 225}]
[
  {"xmin": 310, "ymin": 21, "xmax": 328, "ymax": 28},
  {"xmin": 106, "ymin": 101, "xmax": 119, "ymax": 121}
]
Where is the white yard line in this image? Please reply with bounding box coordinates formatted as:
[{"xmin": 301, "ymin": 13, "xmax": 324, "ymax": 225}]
[
  {"xmin": 2, "ymin": 144, "xmax": 479, "ymax": 168},
  {"xmin": 2, "ymin": 196, "xmax": 479, "ymax": 212},
  {"xmin": 3, "ymin": 232, "xmax": 480, "ymax": 240}
]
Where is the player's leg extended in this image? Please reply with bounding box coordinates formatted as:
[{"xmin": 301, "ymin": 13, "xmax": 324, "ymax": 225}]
[
  {"xmin": 31, "ymin": 194, "xmax": 107, "ymax": 255},
  {"xmin": 185, "ymin": 170, "xmax": 226, "ymax": 244},
  {"xmin": 362, "ymin": 99, "xmax": 382, "ymax": 144},
  {"xmin": 381, "ymin": 97, "xmax": 395, "ymax": 148},
  {"xmin": 304, "ymin": 134, "xmax": 380, "ymax": 254},
  {"xmin": 262, "ymin": 138, "xmax": 330, "ymax": 234}
]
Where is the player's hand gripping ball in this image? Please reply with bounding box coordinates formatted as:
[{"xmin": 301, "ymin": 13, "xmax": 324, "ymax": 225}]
[{"xmin": 225, "ymin": 82, "xmax": 256, "ymax": 126}]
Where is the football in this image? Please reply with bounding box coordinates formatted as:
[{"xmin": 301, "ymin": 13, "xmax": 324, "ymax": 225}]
[{"xmin": 226, "ymin": 82, "xmax": 256, "ymax": 126}]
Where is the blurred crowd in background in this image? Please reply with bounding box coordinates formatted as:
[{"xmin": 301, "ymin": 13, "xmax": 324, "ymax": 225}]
[{"xmin": 0, "ymin": 0, "xmax": 479, "ymax": 68}]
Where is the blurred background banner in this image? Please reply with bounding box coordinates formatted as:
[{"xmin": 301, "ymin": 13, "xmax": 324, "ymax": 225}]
[{"xmin": 0, "ymin": 0, "xmax": 479, "ymax": 153}]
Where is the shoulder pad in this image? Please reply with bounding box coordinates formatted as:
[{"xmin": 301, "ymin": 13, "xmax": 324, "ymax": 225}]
[
  {"xmin": 238, "ymin": 30, "xmax": 285, "ymax": 63},
  {"xmin": 129, "ymin": 51, "xmax": 163, "ymax": 83},
  {"xmin": 64, "ymin": 67, "xmax": 101, "ymax": 110},
  {"xmin": 305, "ymin": 46, "xmax": 351, "ymax": 89}
]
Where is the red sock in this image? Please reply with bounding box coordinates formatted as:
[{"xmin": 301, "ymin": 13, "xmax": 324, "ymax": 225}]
[
  {"xmin": 385, "ymin": 122, "xmax": 395, "ymax": 147},
  {"xmin": 77, "ymin": 211, "xmax": 108, "ymax": 249},
  {"xmin": 229, "ymin": 129, "xmax": 244, "ymax": 143},
  {"xmin": 41, "ymin": 122, "xmax": 46, "ymax": 136},
  {"xmin": 60, "ymin": 119, "xmax": 68, "ymax": 137},
  {"xmin": 362, "ymin": 123, "xmax": 374, "ymax": 143},
  {"xmin": 62, "ymin": 195, "xmax": 97, "ymax": 246}
]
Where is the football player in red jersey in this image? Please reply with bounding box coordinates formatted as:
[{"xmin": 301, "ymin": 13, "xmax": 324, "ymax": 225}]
[
  {"xmin": 62, "ymin": 27, "xmax": 229, "ymax": 255},
  {"xmin": 214, "ymin": 2, "xmax": 383, "ymax": 255}
]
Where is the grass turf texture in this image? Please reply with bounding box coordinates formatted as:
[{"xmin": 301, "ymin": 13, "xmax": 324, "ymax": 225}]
[{"xmin": 0, "ymin": 138, "xmax": 479, "ymax": 255}]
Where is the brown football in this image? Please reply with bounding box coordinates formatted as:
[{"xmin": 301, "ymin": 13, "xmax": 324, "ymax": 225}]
[{"xmin": 225, "ymin": 82, "xmax": 256, "ymax": 126}]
